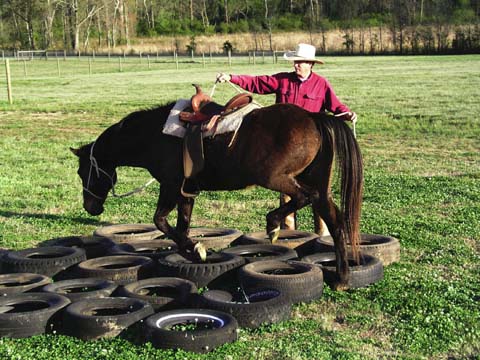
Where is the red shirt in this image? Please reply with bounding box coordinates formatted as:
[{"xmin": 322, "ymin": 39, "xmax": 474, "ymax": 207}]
[{"xmin": 230, "ymin": 71, "xmax": 350, "ymax": 114}]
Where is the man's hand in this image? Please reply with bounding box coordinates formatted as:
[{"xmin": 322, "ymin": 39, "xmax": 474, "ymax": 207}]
[
  {"xmin": 216, "ymin": 73, "xmax": 231, "ymax": 83},
  {"xmin": 335, "ymin": 111, "xmax": 357, "ymax": 124}
]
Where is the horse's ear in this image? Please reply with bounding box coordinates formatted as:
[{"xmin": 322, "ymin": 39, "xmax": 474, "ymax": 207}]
[{"xmin": 70, "ymin": 147, "xmax": 81, "ymax": 157}]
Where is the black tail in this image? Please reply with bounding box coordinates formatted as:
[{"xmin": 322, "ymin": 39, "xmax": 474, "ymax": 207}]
[{"xmin": 315, "ymin": 114, "xmax": 364, "ymax": 260}]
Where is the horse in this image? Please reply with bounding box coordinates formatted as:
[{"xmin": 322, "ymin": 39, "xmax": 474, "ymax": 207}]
[{"xmin": 71, "ymin": 102, "xmax": 363, "ymax": 289}]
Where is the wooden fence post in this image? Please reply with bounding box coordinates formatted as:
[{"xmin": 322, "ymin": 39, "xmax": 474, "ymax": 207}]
[{"xmin": 5, "ymin": 59, "xmax": 13, "ymax": 104}]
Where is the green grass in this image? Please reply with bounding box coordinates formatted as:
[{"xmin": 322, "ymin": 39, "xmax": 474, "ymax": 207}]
[{"xmin": 0, "ymin": 54, "xmax": 479, "ymax": 359}]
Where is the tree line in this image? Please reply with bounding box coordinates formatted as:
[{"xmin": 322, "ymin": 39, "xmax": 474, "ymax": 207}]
[{"xmin": 1, "ymin": 0, "xmax": 479, "ymax": 54}]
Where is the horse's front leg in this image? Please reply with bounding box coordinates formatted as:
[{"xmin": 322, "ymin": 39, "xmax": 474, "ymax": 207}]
[
  {"xmin": 153, "ymin": 184, "xmax": 205, "ymax": 260},
  {"xmin": 176, "ymin": 196, "xmax": 206, "ymax": 260}
]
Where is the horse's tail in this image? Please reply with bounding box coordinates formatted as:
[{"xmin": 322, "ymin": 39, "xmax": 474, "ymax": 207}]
[{"xmin": 314, "ymin": 114, "xmax": 363, "ymax": 261}]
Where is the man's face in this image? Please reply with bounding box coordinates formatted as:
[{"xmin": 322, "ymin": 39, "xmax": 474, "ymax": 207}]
[{"xmin": 294, "ymin": 61, "xmax": 313, "ymax": 79}]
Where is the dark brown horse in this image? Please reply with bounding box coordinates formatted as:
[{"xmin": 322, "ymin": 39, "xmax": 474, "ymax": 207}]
[{"xmin": 71, "ymin": 102, "xmax": 363, "ymax": 288}]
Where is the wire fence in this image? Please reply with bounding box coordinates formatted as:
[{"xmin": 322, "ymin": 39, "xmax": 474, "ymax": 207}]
[{"xmin": 0, "ymin": 49, "xmax": 283, "ymax": 104}]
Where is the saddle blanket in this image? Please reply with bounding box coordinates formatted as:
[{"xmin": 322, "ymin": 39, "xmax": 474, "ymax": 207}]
[{"xmin": 163, "ymin": 99, "xmax": 261, "ymax": 138}]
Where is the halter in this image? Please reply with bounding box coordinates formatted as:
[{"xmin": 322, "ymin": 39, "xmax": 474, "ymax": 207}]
[{"xmin": 83, "ymin": 141, "xmax": 156, "ymax": 200}]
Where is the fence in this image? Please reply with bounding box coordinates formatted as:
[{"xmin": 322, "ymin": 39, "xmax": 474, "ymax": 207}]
[{"xmin": 0, "ymin": 50, "xmax": 283, "ymax": 104}]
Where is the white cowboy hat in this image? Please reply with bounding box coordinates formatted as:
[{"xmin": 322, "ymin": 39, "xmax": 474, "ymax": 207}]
[{"xmin": 283, "ymin": 43, "xmax": 324, "ymax": 64}]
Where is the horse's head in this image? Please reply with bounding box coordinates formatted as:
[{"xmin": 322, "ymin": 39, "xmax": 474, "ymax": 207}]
[{"xmin": 70, "ymin": 143, "xmax": 117, "ymax": 216}]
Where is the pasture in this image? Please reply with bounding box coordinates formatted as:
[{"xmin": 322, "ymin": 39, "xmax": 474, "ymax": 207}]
[{"xmin": 0, "ymin": 54, "xmax": 479, "ymax": 359}]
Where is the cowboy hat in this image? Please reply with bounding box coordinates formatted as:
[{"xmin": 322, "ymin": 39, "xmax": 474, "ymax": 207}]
[{"xmin": 283, "ymin": 43, "xmax": 324, "ymax": 64}]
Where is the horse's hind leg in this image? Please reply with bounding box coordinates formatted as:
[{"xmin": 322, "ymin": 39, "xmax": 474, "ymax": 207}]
[
  {"xmin": 312, "ymin": 193, "xmax": 349, "ymax": 290},
  {"xmin": 265, "ymin": 177, "xmax": 311, "ymax": 242}
]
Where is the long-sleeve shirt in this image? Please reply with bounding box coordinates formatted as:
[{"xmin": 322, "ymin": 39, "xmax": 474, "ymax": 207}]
[{"xmin": 230, "ymin": 71, "xmax": 350, "ymax": 114}]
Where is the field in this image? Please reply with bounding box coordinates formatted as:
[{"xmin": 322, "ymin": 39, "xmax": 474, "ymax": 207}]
[{"xmin": 0, "ymin": 54, "xmax": 479, "ymax": 359}]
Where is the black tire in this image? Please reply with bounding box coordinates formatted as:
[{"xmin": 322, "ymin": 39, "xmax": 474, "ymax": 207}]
[
  {"xmin": 188, "ymin": 227, "xmax": 243, "ymax": 250},
  {"xmin": 144, "ymin": 309, "xmax": 238, "ymax": 353},
  {"xmin": 194, "ymin": 288, "xmax": 291, "ymax": 328},
  {"xmin": 40, "ymin": 236, "xmax": 116, "ymax": 259},
  {"xmin": 158, "ymin": 252, "xmax": 245, "ymax": 288},
  {"xmin": 94, "ymin": 223, "xmax": 164, "ymax": 243},
  {"xmin": 302, "ymin": 252, "xmax": 384, "ymax": 289},
  {"xmin": 61, "ymin": 297, "xmax": 154, "ymax": 340},
  {"xmin": 0, "ymin": 246, "xmax": 87, "ymax": 277},
  {"xmin": 107, "ymin": 240, "xmax": 178, "ymax": 260},
  {"xmin": 0, "ymin": 292, "xmax": 70, "ymax": 338},
  {"xmin": 41, "ymin": 278, "xmax": 117, "ymax": 302},
  {"xmin": 75, "ymin": 255, "xmax": 155, "ymax": 285},
  {"xmin": 221, "ymin": 244, "xmax": 298, "ymax": 263},
  {"xmin": 314, "ymin": 234, "xmax": 401, "ymax": 266},
  {"xmin": 238, "ymin": 260, "xmax": 324, "ymax": 304},
  {"xmin": 233, "ymin": 230, "xmax": 319, "ymax": 257},
  {"xmin": 0, "ymin": 273, "xmax": 51, "ymax": 296},
  {"xmin": 116, "ymin": 277, "xmax": 197, "ymax": 311}
]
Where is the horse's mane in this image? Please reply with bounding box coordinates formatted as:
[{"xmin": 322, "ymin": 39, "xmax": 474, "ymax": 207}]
[
  {"xmin": 80, "ymin": 102, "xmax": 175, "ymax": 154},
  {"xmin": 116, "ymin": 102, "xmax": 175, "ymax": 134}
]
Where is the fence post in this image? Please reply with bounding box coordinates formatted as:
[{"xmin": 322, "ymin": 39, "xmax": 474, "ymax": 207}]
[
  {"xmin": 253, "ymin": 51, "xmax": 256, "ymax": 65},
  {"xmin": 64, "ymin": 50, "xmax": 67, "ymax": 61},
  {"xmin": 5, "ymin": 59, "xmax": 13, "ymax": 104},
  {"xmin": 202, "ymin": 52, "xmax": 205, "ymax": 68},
  {"xmin": 57, "ymin": 58, "xmax": 61, "ymax": 77},
  {"xmin": 228, "ymin": 49, "xmax": 232, "ymax": 67},
  {"xmin": 175, "ymin": 51, "xmax": 179, "ymax": 70}
]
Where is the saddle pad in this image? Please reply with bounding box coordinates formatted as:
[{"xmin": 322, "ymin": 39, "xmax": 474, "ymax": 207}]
[{"xmin": 163, "ymin": 99, "xmax": 262, "ymax": 138}]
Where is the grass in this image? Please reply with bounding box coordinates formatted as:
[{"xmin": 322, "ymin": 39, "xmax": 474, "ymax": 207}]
[{"xmin": 0, "ymin": 54, "xmax": 479, "ymax": 359}]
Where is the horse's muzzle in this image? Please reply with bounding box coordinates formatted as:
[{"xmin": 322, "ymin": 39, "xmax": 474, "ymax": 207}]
[{"xmin": 83, "ymin": 196, "xmax": 104, "ymax": 216}]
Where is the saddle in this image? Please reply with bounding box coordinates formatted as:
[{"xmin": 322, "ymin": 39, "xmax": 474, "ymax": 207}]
[
  {"xmin": 180, "ymin": 84, "xmax": 252, "ymax": 197},
  {"xmin": 179, "ymin": 84, "xmax": 252, "ymax": 131}
]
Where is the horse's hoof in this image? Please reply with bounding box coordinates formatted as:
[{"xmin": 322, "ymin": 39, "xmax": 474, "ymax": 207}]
[
  {"xmin": 194, "ymin": 242, "xmax": 207, "ymax": 262},
  {"xmin": 333, "ymin": 282, "xmax": 350, "ymax": 291},
  {"xmin": 268, "ymin": 226, "xmax": 280, "ymax": 243}
]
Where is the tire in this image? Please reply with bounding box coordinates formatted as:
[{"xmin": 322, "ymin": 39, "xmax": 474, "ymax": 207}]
[
  {"xmin": 40, "ymin": 236, "xmax": 116, "ymax": 259},
  {"xmin": 233, "ymin": 230, "xmax": 319, "ymax": 257},
  {"xmin": 158, "ymin": 252, "xmax": 245, "ymax": 288},
  {"xmin": 314, "ymin": 234, "xmax": 401, "ymax": 266},
  {"xmin": 107, "ymin": 240, "xmax": 178, "ymax": 260},
  {"xmin": 41, "ymin": 278, "xmax": 117, "ymax": 302},
  {"xmin": 0, "ymin": 273, "xmax": 51, "ymax": 296},
  {"xmin": 75, "ymin": 255, "xmax": 155, "ymax": 285},
  {"xmin": 221, "ymin": 244, "xmax": 298, "ymax": 263},
  {"xmin": 0, "ymin": 246, "xmax": 87, "ymax": 277},
  {"xmin": 94, "ymin": 223, "xmax": 164, "ymax": 243},
  {"xmin": 116, "ymin": 277, "xmax": 197, "ymax": 311},
  {"xmin": 238, "ymin": 260, "xmax": 324, "ymax": 304},
  {"xmin": 61, "ymin": 297, "xmax": 154, "ymax": 340},
  {"xmin": 188, "ymin": 227, "xmax": 243, "ymax": 250},
  {"xmin": 144, "ymin": 309, "xmax": 238, "ymax": 353},
  {"xmin": 302, "ymin": 252, "xmax": 384, "ymax": 289},
  {"xmin": 0, "ymin": 292, "xmax": 70, "ymax": 338},
  {"xmin": 194, "ymin": 288, "xmax": 291, "ymax": 329}
]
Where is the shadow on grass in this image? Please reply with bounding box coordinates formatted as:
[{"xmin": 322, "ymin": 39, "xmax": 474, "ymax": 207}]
[{"xmin": 0, "ymin": 210, "xmax": 105, "ymax": 226}]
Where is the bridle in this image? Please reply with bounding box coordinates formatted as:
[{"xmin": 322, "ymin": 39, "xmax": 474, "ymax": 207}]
[{"xmin": 82, "ymin": 141, "xmax": 156, "ymax": 200}]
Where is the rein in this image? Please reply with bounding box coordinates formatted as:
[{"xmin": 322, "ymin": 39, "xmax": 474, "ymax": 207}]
[{"xmin": 83, "ymin": 141, "xmax": 156, "ymax": 200}]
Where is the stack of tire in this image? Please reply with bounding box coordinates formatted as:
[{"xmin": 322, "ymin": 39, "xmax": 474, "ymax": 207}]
[{"xmin": 0, "ymin": 224, "xmax": 399, "ymax": 353}]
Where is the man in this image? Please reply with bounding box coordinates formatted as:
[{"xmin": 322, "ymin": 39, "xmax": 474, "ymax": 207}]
[{"xmin": 216, "ymin": 43, "xmax": 357, "ymax": 231}]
